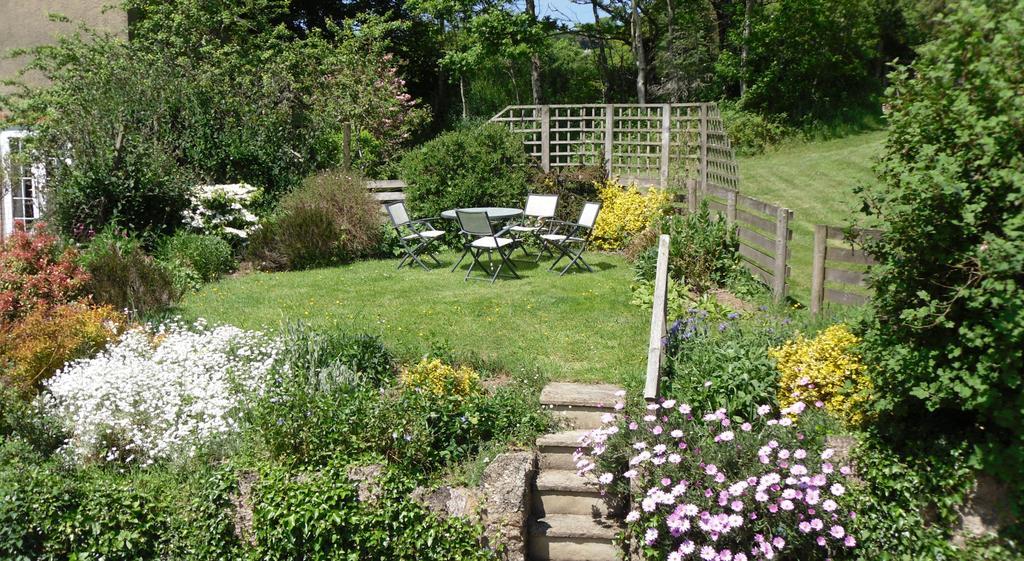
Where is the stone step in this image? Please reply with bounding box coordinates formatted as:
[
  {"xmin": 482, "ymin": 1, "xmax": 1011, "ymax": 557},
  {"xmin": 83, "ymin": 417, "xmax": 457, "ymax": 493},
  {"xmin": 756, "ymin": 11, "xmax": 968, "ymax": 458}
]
[
  {"xmin": 540, "ymin": 383, "xmax": 622, "ymax": 430},
  {"xmin": 537, "ymin": 430, "xmax": 589, "ymax": 470},
  {"xmin": 533, "ymin": 470, "xmax": 617, "ymax": 518},
  {"xmin": 528, "ymin": 514, "xmax": 623, "ymax": 561}
]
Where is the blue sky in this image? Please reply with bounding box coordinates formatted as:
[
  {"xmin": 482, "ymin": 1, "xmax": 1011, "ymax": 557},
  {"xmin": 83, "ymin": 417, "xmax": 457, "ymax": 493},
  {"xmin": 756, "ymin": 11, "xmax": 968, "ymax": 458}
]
[{"xmin": 515, "ymin": 0, "xmax": 597, "ymax": 25}]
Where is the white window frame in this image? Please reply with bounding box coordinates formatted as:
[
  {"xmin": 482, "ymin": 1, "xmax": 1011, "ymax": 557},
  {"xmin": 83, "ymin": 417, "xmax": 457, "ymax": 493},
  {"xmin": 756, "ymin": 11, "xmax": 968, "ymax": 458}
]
[{"xmin": 1, "ymin": 129, "xmax": 47, "ymax": 240}]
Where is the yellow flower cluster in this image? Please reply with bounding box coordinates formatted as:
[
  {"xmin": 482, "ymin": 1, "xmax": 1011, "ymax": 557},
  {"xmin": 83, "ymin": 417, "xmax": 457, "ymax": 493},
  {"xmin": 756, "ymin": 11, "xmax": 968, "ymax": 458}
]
[
  {"xmin": 591, "ymin": 179, "xmax": 670, "ymax": 250},
  {"xmin": 769, "ymin": 324, "xmax": 871, "ymax": 426},
  {"xmin": 399, "ymin": 358, "xmax": 480, "ymax": 398}
]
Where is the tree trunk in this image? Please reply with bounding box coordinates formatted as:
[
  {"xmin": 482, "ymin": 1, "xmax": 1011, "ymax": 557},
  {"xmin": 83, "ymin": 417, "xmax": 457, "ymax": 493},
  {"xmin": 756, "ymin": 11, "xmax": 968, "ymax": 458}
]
[
  {"xmin": 525, "ymin": 0, "xmax": 543, "ymax": 104},
  {"xmin": 460, "ymin": 75, "xmax": 468, "ymax": 119},
  {"xmin": 591, "ymin": 0, "xmax": 611, "ymax": 102},
  {"xmin": 632, "ymin": 0, "xmax": 646, "ymax": 103},
  {"xmin": 740, "ymin": 0, "xmax": 752, "ymax": 96}
]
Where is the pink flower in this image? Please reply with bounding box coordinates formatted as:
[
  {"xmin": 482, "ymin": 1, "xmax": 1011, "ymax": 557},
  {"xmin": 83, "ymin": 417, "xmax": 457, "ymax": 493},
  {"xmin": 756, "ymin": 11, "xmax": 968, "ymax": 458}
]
[
  {"xmin": 830, "ymin": 525, "xmax": 846, "ymax": 539},
  {"xmin": 741, "ymin": 422, "xmax": 752, "ymax": 431},
  {"xmin": 780, "ymin": 500, "xmax": 795, "ymax": 511},
  {"xmin": 700, "ymin": 546, "xmax": 716, "ymax": 560},
  {"xmin": 652, "ymin": 426, "xmax": 663, "ymax": 435},
  {"xmin": 671, "ymin": 429, "xmax": 684, "ymax": 438},
  {"xmin": 668, "ymin": 453, "xmax": 682, "ymax": 464},
  {"xmin": 830, "ymin": 483, "xmax": 846, "ymax": 496},
  {"xmin": 799, "ymin": 521, "xmax": 812, "ymax": 533},
  {"xmin": 844, "ymin": 535, "xmax": 857, "ymax": 547},
  {"xmin": 705, "ymin": 464, "xmax": 718, "ymax": 476},
  {"xmin": 662, "ymin": 399, "xmax": 676, "ymax": 409},
  {"xmin": 717, "ymin": 430, "xmax": 735, "ymax": 442},
  {"xmin": 625, "ymin": 511, "xmax": 640, "ymax": 522},
  {"xmin": 822, "ymin": 499, "xmax": 838, "ymax": 512},
  {"xmin": 679, "ymin": 541, "xmax": 696, "ymax": 554},
  {"xmin": 756, "ymin": 405, "xmax": 771, "ymax": 416},
  {"xmin": 645, "ymin": 527, "xmax": 658, "ymax": 545},
  {"xmin": 679, "ymin": 404, "xmax": 692, "ymax": 415},
  {"xmin": 599, "ymin": 473, "xmax": 614, "ymax": 484},
  {"xmin": 772, "ymin": 536, "xmax": 785, "ymax": 549},
  {"xmin": 730, "ymin": 500, "xmax": 744, "ymax": 512}
]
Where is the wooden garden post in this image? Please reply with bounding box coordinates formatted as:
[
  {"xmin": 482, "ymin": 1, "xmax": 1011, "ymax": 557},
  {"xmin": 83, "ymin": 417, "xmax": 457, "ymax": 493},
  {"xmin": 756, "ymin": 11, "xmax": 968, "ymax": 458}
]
[
  {"xmin": 540, "ymin": 105, "xmax": 551, "ymax": 172},
  {"xmin": 698, "ymin": 104, "xmax": 709, "ymax": 192},
  {"xmin": 811, "ymin": 224, "xmax": 827, "ymax": 314},
  {"xmin": 772, "ymin": 207, "xmax": 790, "ymax": 302},
  {"xmin": 659, "ymin": 104, "xmax": 671, "ymax": 188},
  {"xmin": 604, "ymin": 105, "xmax": 614, "ymax": 175},
  {"xmin": 342, "ymin": 123, "xmax": 352, "ymax": 171},
  {"xmin": 687, "ymin": 179, "xmax": 698, "ymax": 213},
  {"xmin": 726, "ymin": 190, "xmax": 737, "ymax": 225}
]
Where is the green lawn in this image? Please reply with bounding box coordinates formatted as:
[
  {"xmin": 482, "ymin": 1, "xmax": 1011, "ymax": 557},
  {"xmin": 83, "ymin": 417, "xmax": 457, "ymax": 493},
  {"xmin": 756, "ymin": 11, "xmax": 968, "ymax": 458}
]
[
  {"xmin": 736, "ymin": 130, "xmax": 886, "ymax": 303},
  {"xmin": 175, "ymin": 251, "xmax": 649, "ymax": 386}
]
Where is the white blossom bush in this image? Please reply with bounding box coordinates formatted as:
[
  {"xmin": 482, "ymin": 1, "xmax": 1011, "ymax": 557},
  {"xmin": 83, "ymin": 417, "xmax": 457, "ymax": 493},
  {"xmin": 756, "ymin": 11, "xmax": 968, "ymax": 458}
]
[
  {"xmin": 577, "ymin": 393, "xmax": 859, "ymax": 561},
  {"xmin": 184, "ymin": 183, "xmax": 261, "ymax": 244},
  {"xmin": 44, "ymin": 319, "xmax": 281, "ymax": 466}
]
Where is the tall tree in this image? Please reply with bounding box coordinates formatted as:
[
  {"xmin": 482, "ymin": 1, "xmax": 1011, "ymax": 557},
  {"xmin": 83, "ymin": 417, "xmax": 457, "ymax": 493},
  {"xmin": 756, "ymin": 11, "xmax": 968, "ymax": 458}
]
[
  {"xmin": 631, "ymin": 0, "xmax": 647, "ymax": 102},
  {"xmin": 525, "ymin": 0, "xmax": 543, "ymax": 103}
]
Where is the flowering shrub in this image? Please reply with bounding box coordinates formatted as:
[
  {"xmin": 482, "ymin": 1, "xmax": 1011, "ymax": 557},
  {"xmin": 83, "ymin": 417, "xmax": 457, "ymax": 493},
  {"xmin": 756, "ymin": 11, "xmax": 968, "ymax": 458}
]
[
  {"xmin": 183, "ymin": 183, "xmax": 261, "ymax": 245},
  {"xmin": 400, "ymin": 358, "xmax": 480, "ymax": 398},
  {"xmin": 578, "ymin": 393, "xmax": 858, "ymax": 561},
  {"xmin": 44, "ymin": 320, "xmax": 281, "ymax": 465},
  {"xmin": 0, "ymin": 302, "xmax": 126, "ymax": 395},
  {"xmin": 770, "ymin": 324, "xmax": 871, "ymax": 426},
  {"xmin": 591, "ymin": 179, "xmax": 670, "ymax": 251},
  {"xmin": 0, "ymin": 223, "xmax": 90, "ymax": 323}
]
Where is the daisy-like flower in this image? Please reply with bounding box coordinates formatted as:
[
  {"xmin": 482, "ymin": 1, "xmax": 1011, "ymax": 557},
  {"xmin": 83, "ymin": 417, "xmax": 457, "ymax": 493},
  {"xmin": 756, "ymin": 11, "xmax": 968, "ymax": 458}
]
[
  {"xmin": 598, "ymin": 473, "xmax": 614, "ymax": 484},
  {"xmin": 830, "ymin": 525, "xmax": 846, "ymax": 539}
]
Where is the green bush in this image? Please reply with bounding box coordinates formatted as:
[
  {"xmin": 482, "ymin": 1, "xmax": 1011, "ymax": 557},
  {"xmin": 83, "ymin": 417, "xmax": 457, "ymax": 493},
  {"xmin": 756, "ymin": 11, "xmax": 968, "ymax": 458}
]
[
  {"xmin": 859, "ymin": 0, "xmax": 1024, "ymax": 487},
  {"xmin": 250, "ymin": 463, "xmax": 493, "ymax": 561},
  {"xmin": 400, "ymin": 124, "xmax": 529, "ymax": 223},
  {"xmin": 530, "ymin": 165, "xmax": 603, "ymax": 222},
  {"xmin": 247, "ymin": 170, "xmax": 383, "ymax": 271},
  {"xmin": 277, "ymin": 323, "xmax": 395, "ymax": 390},
  {"xmin": 79, "ymin": 228, "xmax": 178, "ymax": 316},
  {"xmin": 0, "ymin": 384, "xmax": 66, "ymax": 455},
  {"xmin": 636, "ymin": 202, "xmax": 740, "ymax": 295},
  {"xmin": 157, "ymin": 231, "xmax": 235, "ymax": 284},
  {"xmin": 720, "ymin": 104, "xmax": 795, "ymax": 155},
  {"xmin": 662, "ymin": 308, "xmax": 806, "ymax": 420}
]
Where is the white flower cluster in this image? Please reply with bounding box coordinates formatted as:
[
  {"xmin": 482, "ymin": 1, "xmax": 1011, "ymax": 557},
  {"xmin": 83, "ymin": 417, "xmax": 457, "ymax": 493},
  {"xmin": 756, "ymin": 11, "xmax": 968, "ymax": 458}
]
[
  {"xmin": 44, "ymin": 320, "xmax": 281, "ymax": 466},
  {"xmin": 184, "ymin": 183, "xmax": 261, "ymax": 239}
]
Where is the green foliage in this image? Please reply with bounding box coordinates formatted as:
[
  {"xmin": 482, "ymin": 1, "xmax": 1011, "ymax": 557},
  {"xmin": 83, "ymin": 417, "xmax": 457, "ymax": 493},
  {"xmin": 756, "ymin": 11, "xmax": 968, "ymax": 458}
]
[
  {"xmin": 0, "ymin": 452, "xmax": 243, "ymax": 561},
  {"xmin": 250, "ymin": 462, "xmax": 493, "ymax": 561},
  {"xmin": 662, "ymin": 309, "xmax": 807, "ymax": 420},
  {"xmin": 157, "ymin": 232, "xmax": 235, "ymax": 288},
  {"xmin": 529, "ymin": 165, "xmax": 603, "ymax": 223},
  {"xmin": 859, "ymin": 0, "xmax": 1024, "ymax": 487},
  {"xmin": 277, "ymin": 322, "xmax": 396, "ymax": 390},
  {"xmin": 720, "ymin": 103, "xmax": 796, "ymax": 155},
  {"xmin": 0, "ymin": 384, "xmax": 66, "ymax": 455},
  {"xmin": 6, "ymin": 3, "xmax": 424, "ymax": 239},
  {"xmin": 639, "ymin": 203, "xmax": 740, "ymax": 294},
  {"xmin": 400, "ymin": 124, "xmax": 529, "ymax": 223},
  {"xmin": 247, "ymin": 170, "xmax": 383, "ymax": 271},
  {"xmin": 721, "ymin": 0, "xmax": 879, "ymax": 120},
  {"xmin": 79, "ymin": 228, "xmax": 178, "ymax": 316}
]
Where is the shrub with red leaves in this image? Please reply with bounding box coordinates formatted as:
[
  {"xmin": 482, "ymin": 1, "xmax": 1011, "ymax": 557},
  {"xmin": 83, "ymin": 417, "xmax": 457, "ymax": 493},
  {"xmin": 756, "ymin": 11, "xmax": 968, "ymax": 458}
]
[{"xmin": 0, "ymin": 223, "xmax": 90, "ymax": 324}]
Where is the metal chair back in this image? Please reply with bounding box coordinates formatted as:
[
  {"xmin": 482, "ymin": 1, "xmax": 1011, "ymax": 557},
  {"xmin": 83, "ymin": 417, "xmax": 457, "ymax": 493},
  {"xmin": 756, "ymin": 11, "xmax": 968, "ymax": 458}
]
[
  {"xmin": 578, "ymin": 202, "xmax": 601, "ymax": 229},
  {"xmin": 386, "ymin": 202, "xmax": 411, "ymax": 227},
  {"xmin": 456, "ymin": 210, "xmax": 494, "ymax": 237},
  {"xmin": 524, "ymin": 194, "xmax": 558, "ymax": 219}
]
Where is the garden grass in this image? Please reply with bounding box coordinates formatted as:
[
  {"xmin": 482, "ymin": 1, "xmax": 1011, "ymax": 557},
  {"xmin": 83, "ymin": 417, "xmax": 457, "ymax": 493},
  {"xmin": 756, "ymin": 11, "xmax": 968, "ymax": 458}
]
[
  {"xmin": 176, "ymin": 251, "xmax": 648, "ymax": 386},
  {"xmin": 736, "ymin": 130, "xmax": 886, "ymax": 303}
]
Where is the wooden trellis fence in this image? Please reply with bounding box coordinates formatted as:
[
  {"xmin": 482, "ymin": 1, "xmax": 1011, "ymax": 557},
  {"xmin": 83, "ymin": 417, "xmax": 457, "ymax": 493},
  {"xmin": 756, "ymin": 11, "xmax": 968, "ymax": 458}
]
[
  {"xmin": 810, "ymin": 225, "xmax": 882, "ymax": 314},
  {"xmin": 489, "ymin": 103, "xmax": 739, "ymax": 192}
]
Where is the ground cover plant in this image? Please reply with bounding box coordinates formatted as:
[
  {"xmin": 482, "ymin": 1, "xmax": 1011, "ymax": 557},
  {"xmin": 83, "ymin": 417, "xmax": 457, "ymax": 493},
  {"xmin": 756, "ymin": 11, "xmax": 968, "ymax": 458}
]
[
  {"xmin": 177, "ymin": 251, "xmax": 648, "ymax": 385},
  {"xmin": 579, "ymin": 391, "xmax": 858, "ymax": 560}
]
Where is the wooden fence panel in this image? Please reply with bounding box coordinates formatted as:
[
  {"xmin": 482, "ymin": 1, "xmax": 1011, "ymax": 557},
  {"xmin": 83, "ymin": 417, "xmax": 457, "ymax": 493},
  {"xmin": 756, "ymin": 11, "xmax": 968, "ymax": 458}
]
[
  {"xmin": 698, "ymin": 185, "xmax": 793, "ymax": 303},
  {"xmin": 811, "ymin": 225, "xmax": 883, "ymax": 313}
]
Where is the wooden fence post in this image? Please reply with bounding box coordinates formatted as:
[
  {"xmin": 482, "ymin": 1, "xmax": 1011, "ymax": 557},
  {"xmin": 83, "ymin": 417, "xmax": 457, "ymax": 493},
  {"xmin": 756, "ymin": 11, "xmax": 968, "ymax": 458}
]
[
  {"xmin": 726, "ymin": 190, "xmax": 737, "ymax": 225},
  {"xmin": 772, "ymin": 207, "xmax": 790, "ymax": 302},
  {"xmin": 698, "ymin": 103, "xmax": 709, "ymax": 192},
  {"xmin": 687, "ymin": 179, "xmax": 698, "ymax": 213},
  {"xmin": 342, "ymin": 123, "xmax": 352, "ymax": 171},
  {"xmin": 644, "ymin": 234, "xmax": 671, "ymax": 402},
  {"xmin": 811, "ymin": 224, "xmax": 827, "ymax": 314},
  {"xmin": 659, "ymin": 104, "xmax": 671, "ymax": 188},
  {"xmin": 604, "ymin": 105, "xmax": 614, "ymax": 176},
  {"xmin": 540, "ymin": 105, "xmax": 551, "ymax": 172}
]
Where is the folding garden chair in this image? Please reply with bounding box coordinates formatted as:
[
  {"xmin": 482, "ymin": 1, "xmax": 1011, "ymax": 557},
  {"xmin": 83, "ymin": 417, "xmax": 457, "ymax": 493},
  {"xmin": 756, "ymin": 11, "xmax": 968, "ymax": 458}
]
[
  {"xmin": 455, "ymin": 210, "xmax": 520, "ymax": 283},
  {"xmin": 504, "ymin": 194, "xmax": 558, "ymax": 259},
  {"xmin": 539, "ymin": 201, "xmax": 602, "ymax": 276},
  {"xmin": 386, "ymin": 202, "xmax": 445, "ymax": 270}
]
